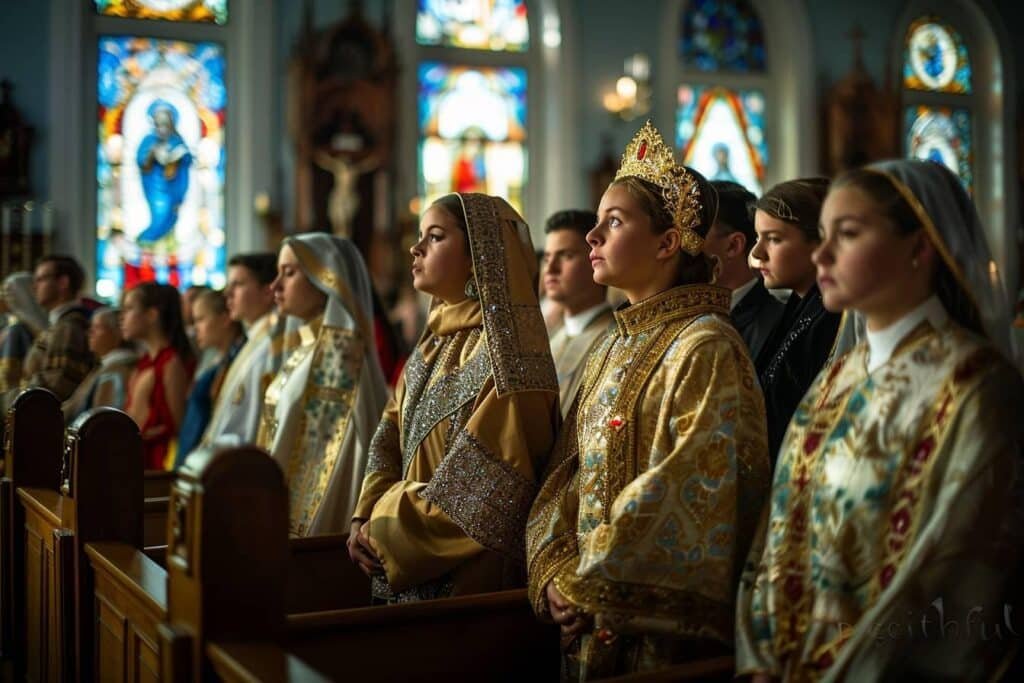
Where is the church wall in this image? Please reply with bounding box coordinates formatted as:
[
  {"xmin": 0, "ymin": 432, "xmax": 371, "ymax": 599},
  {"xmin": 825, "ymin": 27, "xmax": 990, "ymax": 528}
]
[
  {"xmin": 273, "ymin": 0, "xmax": 394, "ymax": 231},
  {"xmin": 0, "ymin": 0, "xmax": 1020, "ymax": 263},
  {"xmin": 0, "ymin": 1, "xmax": 51, "ymax": 201}
]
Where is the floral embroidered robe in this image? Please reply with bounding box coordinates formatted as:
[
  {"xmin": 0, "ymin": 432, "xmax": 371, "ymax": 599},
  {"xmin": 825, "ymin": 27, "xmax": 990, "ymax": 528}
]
[
  {"xmin": 735, "ymin": 321, "xmax": 1024, "ymax": 681},
  {"xmin": 527, "ymin": 284, "xmax": 771, "ymax": 680}
]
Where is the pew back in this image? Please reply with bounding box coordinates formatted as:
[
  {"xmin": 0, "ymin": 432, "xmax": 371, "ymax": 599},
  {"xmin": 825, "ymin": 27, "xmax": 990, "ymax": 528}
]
[{"xmin": 2, "ymin": 388, "xmax": 63, "ymax": 677}]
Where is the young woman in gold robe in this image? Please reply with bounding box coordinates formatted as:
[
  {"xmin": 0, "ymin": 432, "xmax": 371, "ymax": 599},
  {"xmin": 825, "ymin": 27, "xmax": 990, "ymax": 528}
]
[
  {"xmin": 736, "ymin": 159, "xmax": 1024, "ymax": 681},
  {"xmin": 257, "ymin": 233, "xmax": 388, "ymax": 536},
  {"xmin": 348, "ymin": 193, "xmax": 560, "ymax": 603},
  {"xmin": 526, "ymin": 121, "xmax": 771, "ymax": 680}
]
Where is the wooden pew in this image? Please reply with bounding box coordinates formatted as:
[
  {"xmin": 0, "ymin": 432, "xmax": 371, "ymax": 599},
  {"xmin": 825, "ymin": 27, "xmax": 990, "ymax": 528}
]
[
  {"xmin": 144, "ymin": 469, "xmax": 175, "ymax": 551},
  {"xmin": 1, "ymin": 388, "xmax": 64, "ymax": 679},
  {"xmin": 154, "ymin": 447, "xmax": 561, "ymax": 682},
  {"xmin": 15, "ymin": 406, "xmax": 143, "ymax": 681},
  {"xmin": 83, "ymin": 445, "xmax": 371, "ymax": 681},
  {"xmin": 83, "ymin": 445, "xmax": 730, "ymax": 682}
]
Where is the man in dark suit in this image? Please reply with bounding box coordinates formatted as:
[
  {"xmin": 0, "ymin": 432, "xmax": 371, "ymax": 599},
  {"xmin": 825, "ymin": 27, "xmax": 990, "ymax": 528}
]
[{"xmin": 703, "ymin": 181, "xmax": 783, "ymax": 361}]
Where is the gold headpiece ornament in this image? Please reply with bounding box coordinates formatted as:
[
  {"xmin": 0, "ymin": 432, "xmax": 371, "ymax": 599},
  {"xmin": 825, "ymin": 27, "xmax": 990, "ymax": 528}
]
[{"xmin": 614, "ymin": 120, "xmax": 706, "ymax": 255}]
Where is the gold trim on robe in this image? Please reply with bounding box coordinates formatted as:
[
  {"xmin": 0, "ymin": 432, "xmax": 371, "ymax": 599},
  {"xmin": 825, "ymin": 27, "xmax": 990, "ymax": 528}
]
[
  {"xmin": 735, "ymin": 321, "xmax": 1024, "ymax": 682},
  {"xmin": 354, "ymin": 193, "xmax": 559, "ymax": 604},
  {"xmin": 527, "ymin": 284, "xmax": 771, "ymax": 679}
]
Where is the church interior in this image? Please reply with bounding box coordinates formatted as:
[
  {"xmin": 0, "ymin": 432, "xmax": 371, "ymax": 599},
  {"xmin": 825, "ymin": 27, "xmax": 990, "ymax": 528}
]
[
  {"xmin": 2, "ymin": 0, "xmax": 1022, "ymax": 320},
  {"xmin": 1, "ymin": 0, "xmax": 1024, "ymax": 681}
]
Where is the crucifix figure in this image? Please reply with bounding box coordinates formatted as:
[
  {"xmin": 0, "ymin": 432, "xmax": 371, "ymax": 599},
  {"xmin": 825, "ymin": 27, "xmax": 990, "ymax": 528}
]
[{"xmin": 312, "ymin": 150, "xmax": 381, "ymax": 238}]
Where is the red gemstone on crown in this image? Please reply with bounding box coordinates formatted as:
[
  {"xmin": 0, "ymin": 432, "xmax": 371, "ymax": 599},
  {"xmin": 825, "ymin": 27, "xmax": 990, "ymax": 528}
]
[
  {"xmin": 637, "ymin": 141, "xmax": 647, "ymax": 160},
  {"xmin": 608, "ymin": 416, "xmax": 625, "ymax": 431}
]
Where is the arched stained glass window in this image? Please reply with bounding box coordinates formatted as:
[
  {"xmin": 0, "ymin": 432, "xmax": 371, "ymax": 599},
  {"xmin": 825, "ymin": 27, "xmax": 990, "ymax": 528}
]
[
  {"xmin": 680, "ymin": 0, "xmax": 765, "ymax": 73},
  {"xmin": 96, "ymin": 36, "xmax": 228, "ymax": 298},
  {"xmin": 676, "ymin": 85, "xmax": 767, "ymax": 194},
  {"xmin": 95, "ymin": 0, "xmax": 228, "ymax": 25},
  {"xmin": 414, "ymin": 0, "xmax": 531, "ymax": 217},
  {"xmin": 905, "ymin": 106, "xmax": 972, "ymax": 190},
  {"xmin": 903, "ymin": 17, "xmax": 971, "ymax": 94},
  {"xmin": 417, "ymin": 0, "xmax": 529, "ymax": 52},
  {"xmin": 901, "ymin": 13, "xmax": 973, "ymax": 193},
  {"xmin": 418, "ymin": 63, "xmax": 527, "ymax": 211},
  {"xmin": 674, "ymin": 1, "xmax": 769, "ymax": 195}
]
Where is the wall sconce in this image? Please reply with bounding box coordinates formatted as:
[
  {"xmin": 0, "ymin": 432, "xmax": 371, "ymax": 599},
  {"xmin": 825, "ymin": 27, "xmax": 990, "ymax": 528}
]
[{"xmin": 602, "ymin": 53, "xmax": 651, "ymax": 121}]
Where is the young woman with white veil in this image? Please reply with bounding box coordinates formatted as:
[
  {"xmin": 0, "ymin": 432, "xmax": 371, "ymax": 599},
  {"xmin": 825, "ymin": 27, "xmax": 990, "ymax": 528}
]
[
  {"xmin": 736, "ymin": 159, "xmax": 1023, "ymax": 681},
  {"xmin": 257, "ymin": 233, "xmax": 388, "ymax": 536}
]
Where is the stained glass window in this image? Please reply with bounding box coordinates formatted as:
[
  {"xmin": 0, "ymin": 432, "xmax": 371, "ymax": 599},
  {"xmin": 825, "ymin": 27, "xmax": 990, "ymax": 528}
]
[
  {"xmin": 418, "ymin": 62, "xmax": 527, "ymax": 213},
  {"xmin": 680, "ymin": 0, "xmax": 765, "ymax": 72},
  {"xmin": 417, "ymin": 0, "xmax": 529, "ymax": 52},
  {"xmin": 95, "ymin": 0, "xmax": 227, "ymax": 25},
  {"xmin": 905, "ymin": 106, "xmax": 972, "ymax": 192},
  {"xmin": 903, "ymin": 17, "xmax": 971, "ymax": 93},
  {"xmin": 96, "ymin": 36, "xmax": 227, "ymax": 300},
  {"xmin": 676, "ymin": 85, "xmax": 767, "ymax": 194}
]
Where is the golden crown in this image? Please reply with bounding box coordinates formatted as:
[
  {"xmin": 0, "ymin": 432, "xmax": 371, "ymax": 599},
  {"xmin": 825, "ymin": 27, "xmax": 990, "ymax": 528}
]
[{"xmin": 614, "ymin": 121, "xmax": 705, "ymax": 255}]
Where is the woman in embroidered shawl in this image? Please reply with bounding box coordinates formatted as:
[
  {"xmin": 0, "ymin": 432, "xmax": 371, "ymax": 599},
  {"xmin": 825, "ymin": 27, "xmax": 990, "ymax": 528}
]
[
  {"xmin": 736, "ymin": 159, "xmax": 1024, "ymax": 682},
  {"xmin": 256, "ymin": 233, "xmax": 388, "ymax": 537},
  {"xmin": 348, "ymin": 193, "xmax": 560, "ymax": 603},
  {"xmin": 526, "ymin": 121, "xmax": 771, "ymax": 680}
]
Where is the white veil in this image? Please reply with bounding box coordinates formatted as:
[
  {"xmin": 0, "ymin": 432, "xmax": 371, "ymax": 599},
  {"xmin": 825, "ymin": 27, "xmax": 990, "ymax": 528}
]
[
  {"xmin": 283, "ymin": 232, "xmax": 388, "ymax": 401},
  {"xmin": 2, "ymin": 272, "xmax": 49, "ymax": 335},
  {"xmin": 830, "ymin": 160, "xmax": 1018, "ymax": 365},
  {"xmin": 872, "ymin": 160, "xmax": 1016, "ymax": 361}
]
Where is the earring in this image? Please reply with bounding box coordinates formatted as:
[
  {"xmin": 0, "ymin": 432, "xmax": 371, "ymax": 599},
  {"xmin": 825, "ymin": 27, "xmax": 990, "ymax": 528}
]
[
  {"xmin": 911, "ymin": 257, "xmax": 919, "ymax": 269},
  {"xmin": 464, "ymin": 277, "xmax": 479, "ymax": 300}
]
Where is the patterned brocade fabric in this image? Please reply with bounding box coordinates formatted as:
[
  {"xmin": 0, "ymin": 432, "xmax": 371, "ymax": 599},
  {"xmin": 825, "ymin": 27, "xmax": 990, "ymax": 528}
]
[
  {"xmin": 354, "ymin": 193, "xmax": 559, "ymax": 604},
  {"xmin": 421, "ymin": 428, "xmax": 537, "ymax": 557},
  {"xmin": 460, "ymin": 193, "xmax": 558, "ymax": 397},
  {"xmin": 365, "ymin": 418, "xmax": 401, "ymax": 476},
  {"xmin": 526, "ymin": 284, "xmax": 771, "ymax": 680},
  {"xmin": 735, "ymin": 322, "xmax": 1024, "ymax": 682}
]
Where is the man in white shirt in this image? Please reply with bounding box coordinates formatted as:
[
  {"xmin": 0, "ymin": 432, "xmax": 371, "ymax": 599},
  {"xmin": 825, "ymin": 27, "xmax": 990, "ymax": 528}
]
[
  {"xmin": 195, "ymin": 252, "xmax": 282, "ymax": 452},
  {"xmin": 543, "ymin": 210, "xmax": 614, "ymax": 417},
  {"xmin": 702, "ymin": 181, "xmax": 784, "ymax": 361}
]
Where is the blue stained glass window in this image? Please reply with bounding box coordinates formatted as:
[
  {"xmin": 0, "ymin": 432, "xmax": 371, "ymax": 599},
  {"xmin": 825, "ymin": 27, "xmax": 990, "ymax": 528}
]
[
  {"xmin": 418, "ymin": 62, "xmax": 528, "ymax": 213},
  {"xmin": 95, "ymin": 0, "xmax": 227, "ymax": 25},
  {"xmin": 680, "ymin": 0, "xmax": 765, "ymax": 72},
  {"xmin": 417, "ymin": 0, "xmax": 529, "ymax": 52},
  {"xmin": 676, "ymin": 84, "xmax": 767, "ymax": 194},
  {"xmin": 905, "ymin": 106, "xmax": 972, "ymax": 193},
  {"xmin": 96, "ymin": 36, "xmax": 227, "ymax": 301},
  {"xmin": 903, "ymin": 17, "xmax": 971, "ymax": 94}
]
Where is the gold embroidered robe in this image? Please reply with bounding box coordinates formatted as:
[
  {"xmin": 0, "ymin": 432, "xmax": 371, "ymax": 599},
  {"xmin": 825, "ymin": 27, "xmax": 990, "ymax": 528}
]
[
  {"xmin": 353, "ymin": 192, "xmax": 560, "ymax": 603},
  {"xmin": 527, "ymin": 284, "xmax": 771, "ymax": 679},
  {"xmin": 354, "ymin": 298, "xmax": 559, "ymax": 600},
  {"xmin": 735, "ymin": 321, "xmax": 1024, "ymax": 681}
]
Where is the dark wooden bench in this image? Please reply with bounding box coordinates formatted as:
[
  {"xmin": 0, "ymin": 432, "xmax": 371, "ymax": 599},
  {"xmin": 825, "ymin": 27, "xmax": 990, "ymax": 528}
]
[
  {"xmin": 83, "ymin": 445, "xmax": 371, "ymax": 681},
  {"xmin": 16, "ymin": 405, "xmax": 144, "ymax": 681},
  {"xmin": 154, "ymin": 447, "xmax": 561, "ymax": 682},
  {"xmin": 1, "ymin": 388, "xmax": 64, "ymax": 680}
]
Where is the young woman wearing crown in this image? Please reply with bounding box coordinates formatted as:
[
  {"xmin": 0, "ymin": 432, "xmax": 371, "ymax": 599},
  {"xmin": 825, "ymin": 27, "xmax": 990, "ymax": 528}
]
[{"xmin": 526, "ymin": 121, "xmax": 771, "ymax": 680}]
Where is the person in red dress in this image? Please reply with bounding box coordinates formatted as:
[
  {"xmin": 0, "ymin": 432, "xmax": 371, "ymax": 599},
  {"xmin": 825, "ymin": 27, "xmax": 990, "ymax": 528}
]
[{"xmin": 121, "ymin": 282, "xmax": 196, "ymax": 470}]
